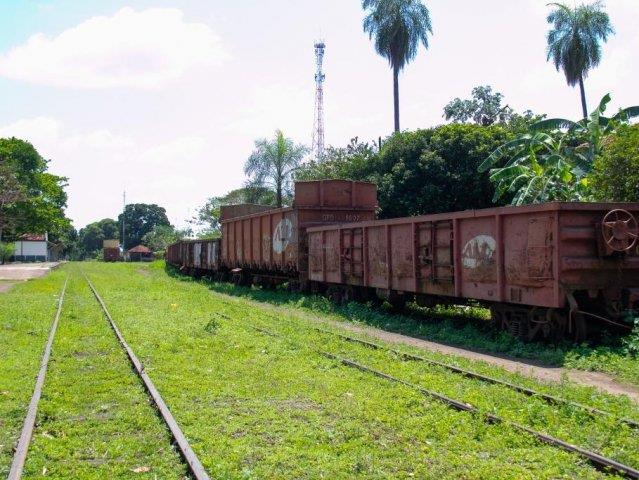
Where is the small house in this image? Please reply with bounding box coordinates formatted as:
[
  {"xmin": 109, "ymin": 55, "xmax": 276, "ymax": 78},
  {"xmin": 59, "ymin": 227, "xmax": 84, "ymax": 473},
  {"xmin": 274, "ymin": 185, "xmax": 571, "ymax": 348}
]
[
  {"xmin": 127, "ymin": 245, "xmax": 154, "ymax": 262},
  {"xmin": 12, "ymin": 233, "xmax": 52, "ymax": 262}
]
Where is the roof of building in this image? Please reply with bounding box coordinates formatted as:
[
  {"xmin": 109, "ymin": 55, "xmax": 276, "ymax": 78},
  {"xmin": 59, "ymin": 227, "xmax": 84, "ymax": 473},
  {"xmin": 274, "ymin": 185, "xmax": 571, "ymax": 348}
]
[
  {"xmin": 19, "ymin": 234, "xmax": 46, "ymax": 241},
  {"xmin": 128, "ymin": 245, "xmax": 152, "ymax": 254}
]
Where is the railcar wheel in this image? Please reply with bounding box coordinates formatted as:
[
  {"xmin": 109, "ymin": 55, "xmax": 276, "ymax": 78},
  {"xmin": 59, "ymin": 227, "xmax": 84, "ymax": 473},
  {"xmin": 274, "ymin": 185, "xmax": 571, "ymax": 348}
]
[{"xmin": 602, "ymin": 209, "xmax": 638, "ymax": 252}]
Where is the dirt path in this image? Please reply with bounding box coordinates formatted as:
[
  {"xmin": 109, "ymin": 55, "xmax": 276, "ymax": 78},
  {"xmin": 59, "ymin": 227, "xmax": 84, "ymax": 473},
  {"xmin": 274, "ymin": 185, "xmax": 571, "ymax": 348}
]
[
  {"xmin": 0, "ymin": 282, "xmax": 14, "ymax": 293},
  {"xmin": 330, "ymin": 321, "xmax": 639, "ymax": 402},
  {"xmin": 0, "ymin": 262, "xmax": 60, "ymax": 281}
]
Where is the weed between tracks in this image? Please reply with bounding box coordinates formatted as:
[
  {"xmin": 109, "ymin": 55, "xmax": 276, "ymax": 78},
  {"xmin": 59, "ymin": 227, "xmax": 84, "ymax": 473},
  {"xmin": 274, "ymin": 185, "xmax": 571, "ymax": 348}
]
[
  {"xmin": 71, "ymin": 261, "xmax": 637, "ymax": 478},
  {"xmin": 185, "ymin": 268, "xmax": 639, "ymax": 389},
  {"xmin": 19, "ymin": 274, "xmax": 187, "ymax": 479},
  {"xmin": 0, "ymin": 270, "xmax": 66, "ymax": 476}
]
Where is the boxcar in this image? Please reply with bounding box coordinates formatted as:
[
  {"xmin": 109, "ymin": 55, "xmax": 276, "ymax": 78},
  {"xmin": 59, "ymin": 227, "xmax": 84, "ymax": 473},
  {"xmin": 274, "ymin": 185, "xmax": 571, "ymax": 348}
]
[
  {"xmin": 166, "ymin": 238, "xmax": 220, "ymax": 274},
  {"xmin": 306, "ymin": 202, "xmax": 639, "ymax": 340},
  {"xmin": 220, "ymin": 180, "xmax": 377, "ymax": 288}
]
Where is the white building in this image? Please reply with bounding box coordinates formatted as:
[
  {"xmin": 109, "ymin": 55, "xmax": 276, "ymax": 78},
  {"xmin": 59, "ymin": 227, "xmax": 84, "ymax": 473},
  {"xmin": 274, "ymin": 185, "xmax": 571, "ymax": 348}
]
[{"xmin": 12, "ymin": 233, "xmax": 52, "ymax": 262}]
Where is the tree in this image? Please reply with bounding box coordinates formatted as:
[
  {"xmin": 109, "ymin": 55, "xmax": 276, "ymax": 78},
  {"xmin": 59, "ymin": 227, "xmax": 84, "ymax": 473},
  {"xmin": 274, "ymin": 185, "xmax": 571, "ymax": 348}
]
[
  {"xmin": 301, "ymin": 125, "xmax": 512, "ymax": 218},
  {"xmin": 373, "ymin": 124, "xmax": 512, "ymax": 218},
  {"xmin": 118, "ymin": 204, "xmax": 170, "ymax": 249},
  {"xmin": 0, "ymin": 165, "xmax": 25, "ymax": 241},
  {"xmin": 0, "ymin": 138, "xmax": 70, "ymax": 241},
  {"xmin": 546, "ymin": 1, "xmax": 614, "ymax": 118},
  {"xmin": 142, "ymin": 225, "xmax": 185, "ymax": 252},
  {"xmin": 591, "ymin": 124, "xmax": 639, "ymax": 202},
  {"xmin": 77, "ymin": 218, "xmax": 119, "ymax": 258},
  {"xmin": 191, "ymin": 186, "xmax": 276, "ymax": 237},
  {"xmin": 480, "ymin": 94, "xmax": 638, "ymax": 205},
  {"xmin": 244, "ymin": 130, "xmax": 307, "ymax": 207},
  {"xmin": 362, "ymin": 0, "xmax": 432, "ymax": 132},
  {"xmin": 296, "ymin": 137, "xmax": 379, "ymax": 182},
  {"xmin": 444, "ymin": 86, "xmax": 513, "ymax": 126},
  {"xmin": 0, "ymin": 242, "xmax": 14, "ymax": 264}
]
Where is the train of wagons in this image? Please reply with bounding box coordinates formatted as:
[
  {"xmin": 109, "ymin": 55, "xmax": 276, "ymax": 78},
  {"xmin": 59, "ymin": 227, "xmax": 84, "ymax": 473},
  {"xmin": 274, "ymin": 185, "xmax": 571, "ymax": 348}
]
[{"xmin": 167, "ymin": 179, "xmax": 639, "ymax": 342}]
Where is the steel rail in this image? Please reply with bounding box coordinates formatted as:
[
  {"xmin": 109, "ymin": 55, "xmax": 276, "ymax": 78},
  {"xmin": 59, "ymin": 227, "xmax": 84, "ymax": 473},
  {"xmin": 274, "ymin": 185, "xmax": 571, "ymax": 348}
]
[
  {"xmin": 84, "ymin": 275, "xmax": 210, "ymax": 480},
  {"xmin": 251, "ymin": 325, "xmax": 639, "ymax": 479},
  {"xmin": 8, "ymin": 277, "xmax": 68, "ymax": 480},
  {"xmin": 310, "ymin": 326, "xmax": 639, "ymax": 430}
]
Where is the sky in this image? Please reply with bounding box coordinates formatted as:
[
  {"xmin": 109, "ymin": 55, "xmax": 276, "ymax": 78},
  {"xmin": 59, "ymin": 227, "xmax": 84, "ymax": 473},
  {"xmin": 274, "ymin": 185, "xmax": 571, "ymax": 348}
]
[{"xmin": 0, "ymin": 0, "xmax": 637, "ymax": 230}]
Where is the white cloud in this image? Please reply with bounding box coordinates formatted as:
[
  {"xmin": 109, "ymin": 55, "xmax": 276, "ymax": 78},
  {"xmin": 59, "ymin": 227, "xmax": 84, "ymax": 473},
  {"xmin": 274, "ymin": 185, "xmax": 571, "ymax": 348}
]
[
  {"xmin": 0, "ymin": 115, "xmax": 217, "ymax": 228},
  {"xmin": 0, "ymin": 116, "xmax": 133, "ymax": 156},
  {"xmin": 0, "ymin": 7, "xmax": 227, "ymax": 89},
  {"xmin": 225, "ymin": 84, "xmax": 314, "ymax": 141},
  {"xmin": 0, "ymin": 116, "xmax": 61, "ymax": 146}
]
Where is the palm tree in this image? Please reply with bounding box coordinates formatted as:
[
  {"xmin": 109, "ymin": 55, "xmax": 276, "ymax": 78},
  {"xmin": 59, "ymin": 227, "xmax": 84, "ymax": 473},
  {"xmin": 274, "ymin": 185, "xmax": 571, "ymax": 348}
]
[
  {"xmin": 244, "ymin": 130, "xmax": 308, "ymax": 207},
  {"xmin": 546, "ymin": 1, "xmax": 614, "ymax": 119},
  {"xmin": 362, "ymin": 0, "xmax": 432, "ymax": 132}
]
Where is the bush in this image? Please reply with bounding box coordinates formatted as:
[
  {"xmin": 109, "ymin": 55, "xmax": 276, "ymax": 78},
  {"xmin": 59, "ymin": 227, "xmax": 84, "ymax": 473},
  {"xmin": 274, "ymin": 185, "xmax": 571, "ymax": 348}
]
[
  {"xmin": 0, "ymin": 242, "xmax": 14, "ymax": 264},
  {"xmin": 591, "ymin": 124, "xmax": 639, "ymax": 201},
  {"xmin": 297, "ymin": 124, "xmax": 513, "ymax": 219}
]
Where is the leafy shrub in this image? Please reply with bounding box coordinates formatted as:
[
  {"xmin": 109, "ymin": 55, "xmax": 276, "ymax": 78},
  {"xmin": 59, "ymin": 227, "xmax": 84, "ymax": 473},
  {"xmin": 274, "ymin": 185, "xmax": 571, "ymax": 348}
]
[
  {"xmin": 591, "ymin": 124, "xmax": 639, "ymax": 201},
  {"xmin": 0, "ymin": 242, "xmax": 14, "ymax": 263}
]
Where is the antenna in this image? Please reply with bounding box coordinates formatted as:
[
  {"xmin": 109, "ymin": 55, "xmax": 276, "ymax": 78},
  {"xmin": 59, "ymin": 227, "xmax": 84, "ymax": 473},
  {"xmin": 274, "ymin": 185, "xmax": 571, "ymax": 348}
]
[{"xmin": 311, "ymin": 40, "xmax": 326, "ymax": 161}]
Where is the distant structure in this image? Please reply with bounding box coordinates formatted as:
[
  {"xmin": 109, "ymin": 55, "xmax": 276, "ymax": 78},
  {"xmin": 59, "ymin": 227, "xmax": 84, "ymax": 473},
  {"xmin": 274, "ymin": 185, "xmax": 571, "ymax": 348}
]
[{"xmin": 311, "ymin": 40, "xmax": 326, "ymax": 161}]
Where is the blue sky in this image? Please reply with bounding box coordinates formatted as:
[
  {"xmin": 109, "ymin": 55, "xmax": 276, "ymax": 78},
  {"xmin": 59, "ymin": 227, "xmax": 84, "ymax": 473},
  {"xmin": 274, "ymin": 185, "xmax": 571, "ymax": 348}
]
[{"xmin": 0, "ymin": 0, "xmax": 637, "ymax": 229}]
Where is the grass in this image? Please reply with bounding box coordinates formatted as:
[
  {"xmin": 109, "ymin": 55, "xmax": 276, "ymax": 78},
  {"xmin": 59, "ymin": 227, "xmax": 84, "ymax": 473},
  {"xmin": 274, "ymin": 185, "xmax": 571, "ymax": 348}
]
[
  {"xmin": 2, "ymin": 261, "xmax": 637, "ymax": 478},
  {"xmin": 190, "ymin": 273, "xmax": 639, "ymax": 389},
  {"xmin": 1, "ymin": 271, "xmax": 65, "ymax": 476},
  {"xmin": 0, "ymin": 269, "xmax": 187, "ymax": 479},
  {"xmin": 82, "ymin": 261, "xmax": 637, "ymax": 478}
]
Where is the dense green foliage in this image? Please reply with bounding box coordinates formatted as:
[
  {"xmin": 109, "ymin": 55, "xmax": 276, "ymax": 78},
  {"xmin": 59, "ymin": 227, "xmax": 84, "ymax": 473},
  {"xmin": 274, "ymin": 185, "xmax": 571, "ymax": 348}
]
[
  {"xmin": 245, "ymin": 130, "xmax": 307, "ymax": 207},
  {"xmin": 443, "ymin": 85, "xmax": 544, "ymax": 129},
  {"xmin": 75, "ymin": 218, "xmax": 119, "ymax": 259},
  {"xmin": 118, "ymin": 203, "xmax": 170, "ymax": 249},
  {"xmin": 0, "ymin": 242, "xmax": 13, "ymax": 264},
  {"xmin": 191, "ymin": 186, "xmax": 276, "ymax": 237},
  {"xmin": 362, "ymin": 0, "xmax": 432, "ymax": 132},
  {"xmin": 0, "ymin": 138, "xmax": 70, "ymax": 242},
  {"xmin": 546, "ymin": 1, "xmax": 614, "ymax": 117},
  {"xmin": 141, "ymin": 224, "xmax": 186, "ymax": 252},
  {"xmin": 591, "ymin": 124, "xmax": 639, "ymax": 202},
  {"xmin": 298, "ymin": 123, "xmax": 513, "ymax": 218},
  {"xmin": 373, "ymin": 124, "xmax": 513, "ymax": 217},
  {"xmin": 481, "ymin": 94, "xmax": 639, "ymax": 205},
  {"xmin": 444, "ymin": 85, "xmax": 512, "ymax": 126}
]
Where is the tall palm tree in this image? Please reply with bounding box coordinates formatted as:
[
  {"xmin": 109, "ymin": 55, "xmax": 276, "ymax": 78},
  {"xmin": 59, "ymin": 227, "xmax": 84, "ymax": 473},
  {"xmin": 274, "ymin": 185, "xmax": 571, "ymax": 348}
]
[
  {"xmin": 244, "ymin": 130, "xmax": 308, "ymax": 207},
  {"xmin": 362, "ymin": 0, "xmax": 432, "ymax": 132},
  {"xmin": 546, "ymin": 1, "xmax": 613, "ymax": 119}
]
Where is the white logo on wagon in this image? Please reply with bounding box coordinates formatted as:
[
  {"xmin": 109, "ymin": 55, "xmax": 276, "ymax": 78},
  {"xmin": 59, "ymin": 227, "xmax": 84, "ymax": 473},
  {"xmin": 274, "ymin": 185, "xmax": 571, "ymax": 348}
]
[
  {"xmin": 273, "ymin": 218, "xmax": 293, "ymax": 254},
  {"xmin": 462, "ymin": 235, "xmax": 496, "ymax": 269}
]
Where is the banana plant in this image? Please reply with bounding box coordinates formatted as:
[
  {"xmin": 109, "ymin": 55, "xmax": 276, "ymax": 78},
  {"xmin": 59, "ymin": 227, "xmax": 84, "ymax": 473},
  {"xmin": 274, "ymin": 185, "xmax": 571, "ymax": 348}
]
[{"xmin": 480, "ymin": 94, "xmax": 638, "ymax": 205}]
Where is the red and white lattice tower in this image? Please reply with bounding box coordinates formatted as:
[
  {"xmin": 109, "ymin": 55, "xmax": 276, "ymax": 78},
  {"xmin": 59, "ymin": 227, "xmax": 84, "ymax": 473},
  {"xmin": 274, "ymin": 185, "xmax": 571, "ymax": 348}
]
[{"xmin": 311, "ymin": 40, "xmax": 326, "ymax": 161}]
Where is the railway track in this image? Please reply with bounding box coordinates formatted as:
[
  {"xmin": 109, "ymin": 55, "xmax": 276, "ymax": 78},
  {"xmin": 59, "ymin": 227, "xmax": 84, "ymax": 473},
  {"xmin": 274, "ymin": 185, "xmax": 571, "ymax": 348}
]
[
  {"xmin": 309, "ymin": 325, "xmax": 639, "ymax": 430},
  {"xmin": 250, "ymin": 324, "xmax": 639, "ymax": 479},
  {"xmin": 7, "ymin": 277, "xmax": 68, "ymax": 480},
  {"xmin": 7, "ymin": 275, "xmax": 211, "ymax": 480},
  {"xmin": 84, "ymin": 274, "xmax": 210, "ymax": 480}
]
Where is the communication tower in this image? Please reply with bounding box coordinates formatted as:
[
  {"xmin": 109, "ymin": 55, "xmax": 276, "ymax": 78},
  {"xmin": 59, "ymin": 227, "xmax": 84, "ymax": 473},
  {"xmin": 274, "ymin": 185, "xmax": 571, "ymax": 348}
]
[{"xmin": 311, "ymin": 40, "xmax": 326, "ymax": 161}]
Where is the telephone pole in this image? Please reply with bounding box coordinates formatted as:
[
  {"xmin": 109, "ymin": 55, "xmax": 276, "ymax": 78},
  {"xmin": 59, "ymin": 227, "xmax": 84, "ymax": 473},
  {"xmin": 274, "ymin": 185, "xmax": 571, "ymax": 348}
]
[{"xmin": 122, "ymin": 190, "xmax": 126, "ymax": 256}]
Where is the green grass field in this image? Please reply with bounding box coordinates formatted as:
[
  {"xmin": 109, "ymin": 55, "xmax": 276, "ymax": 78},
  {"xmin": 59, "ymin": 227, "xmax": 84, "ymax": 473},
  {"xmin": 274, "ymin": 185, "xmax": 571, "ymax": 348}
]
[{"xmin": 1, "ymin": 261, "xmax": 638, "ymax": 479}]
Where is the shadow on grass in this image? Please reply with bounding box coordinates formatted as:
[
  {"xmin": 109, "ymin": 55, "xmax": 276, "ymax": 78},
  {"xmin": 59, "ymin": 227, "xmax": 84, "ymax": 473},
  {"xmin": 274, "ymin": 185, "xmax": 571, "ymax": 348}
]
[{"xmin": 164, "ymin": 264, "xmax": 636, "ymax": 374}]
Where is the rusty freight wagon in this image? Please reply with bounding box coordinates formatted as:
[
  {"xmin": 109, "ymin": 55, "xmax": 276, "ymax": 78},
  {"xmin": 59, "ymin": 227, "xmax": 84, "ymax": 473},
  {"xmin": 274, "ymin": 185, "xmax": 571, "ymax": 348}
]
[
  {"xmin": 220, "ymin": 180, "xmax": 377, "ymax": 288},
  {"xmin": 307, "ymin": 203, "xmax": 639, "ymax": 341},
  {"xmin": 166, "ymin": 238, "xmax": 220, "ymax": 273}
]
